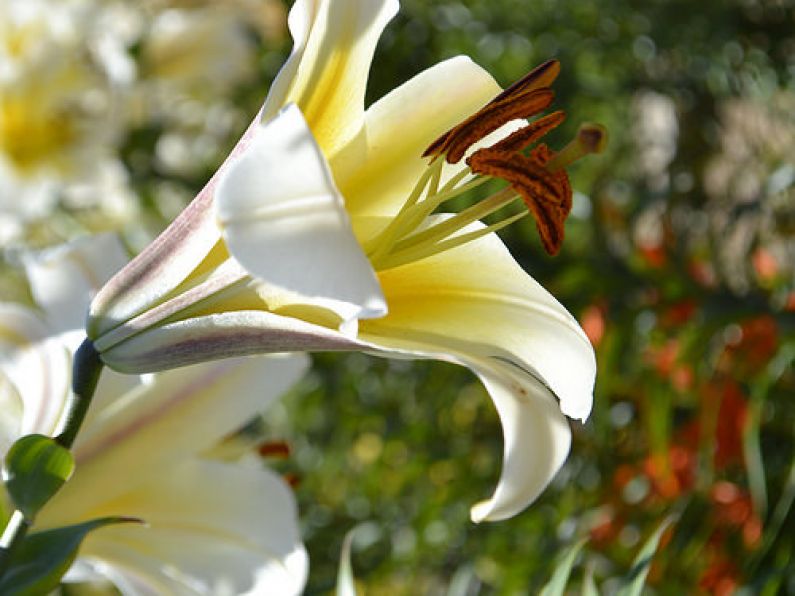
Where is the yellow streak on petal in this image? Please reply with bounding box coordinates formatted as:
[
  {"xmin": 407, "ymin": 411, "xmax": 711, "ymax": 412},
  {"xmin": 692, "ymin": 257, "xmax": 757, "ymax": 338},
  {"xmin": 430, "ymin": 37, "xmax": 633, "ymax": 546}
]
[{"xmin": 283, "ymin": 0, "xmax": 398, "ymax": 158}]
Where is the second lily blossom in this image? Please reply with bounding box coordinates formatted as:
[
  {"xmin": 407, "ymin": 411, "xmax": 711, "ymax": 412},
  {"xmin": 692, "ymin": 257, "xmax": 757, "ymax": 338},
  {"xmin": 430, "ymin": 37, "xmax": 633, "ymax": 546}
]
[{"xmin": 87, "ymin": 0, "xmax": 603, "ymax": 522}]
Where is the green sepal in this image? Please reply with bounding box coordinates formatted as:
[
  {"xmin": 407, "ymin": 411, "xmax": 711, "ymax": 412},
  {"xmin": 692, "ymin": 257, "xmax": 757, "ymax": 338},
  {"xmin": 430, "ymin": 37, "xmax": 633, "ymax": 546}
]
[
  {"xmin": 0, "ymin": 516, "xmax": 142, "ymax": 595},
  {"xmin": 3, "ymin": 434, "xmax": 75, "ymax": 520}
]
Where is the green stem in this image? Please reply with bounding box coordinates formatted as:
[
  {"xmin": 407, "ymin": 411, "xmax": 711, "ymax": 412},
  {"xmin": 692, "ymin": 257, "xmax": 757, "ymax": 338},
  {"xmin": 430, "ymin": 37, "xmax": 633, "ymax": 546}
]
[
  {"xmin": 0, "ymin": 338, "xmax": 104, "ymax": 580},
  {"xmin": 55, "ymin": 339, "xmax": 104, "ymax": 449}
]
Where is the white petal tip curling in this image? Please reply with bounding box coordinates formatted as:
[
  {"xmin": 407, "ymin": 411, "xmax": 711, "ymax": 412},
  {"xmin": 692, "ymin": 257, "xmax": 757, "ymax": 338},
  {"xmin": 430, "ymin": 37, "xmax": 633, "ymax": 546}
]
[
  {"xmin": 468, "ymin": 370, "xmax": 573, "ymax": 523},
  {"xmin": 215, "ymin": 104, "xmax": 386, "ymax": 330}
]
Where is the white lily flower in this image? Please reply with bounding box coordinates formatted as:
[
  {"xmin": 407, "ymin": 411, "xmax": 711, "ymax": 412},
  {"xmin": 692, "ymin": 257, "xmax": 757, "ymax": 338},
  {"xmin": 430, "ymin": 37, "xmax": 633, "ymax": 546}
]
[
  {"xmin": 88, "ymin": 0, "xmax": 600, "ymax": 522},
  {"xmin": 1, "ymin": 235, "xmax": 309, "ymax": 594}
]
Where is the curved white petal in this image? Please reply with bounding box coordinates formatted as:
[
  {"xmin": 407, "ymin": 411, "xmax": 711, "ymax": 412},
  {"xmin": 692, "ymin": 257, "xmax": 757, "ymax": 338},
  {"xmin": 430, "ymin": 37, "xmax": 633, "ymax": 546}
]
[
  {"xmin": 0, "ymin": 303, "xmax": 70, "ymax": 439},
  {"xmin": 468, "ymin": 367, "xmax": 571, "ymax": 522},
  {"xmin": 55, "ymin": 460, "xmax": 308, "ymax": 596},
  {"xmin": 44, "ymin": 353, "xmax": 308, "ymax": 517},
  {"xmin": 365, "ymin": 222, "xmax": 595, "ymax": 421},
  {"xmin": 334, "ymin": 56, "xmax": 503, "ymax": 218},
  {"xmin": 216, "ymin": 104, "xmax": 386, "ymax": 329},
  {"xmin": 23, "ymin": 234, "xmax": 129, "ymax": 336},
  {"xmin": 262, "ymin": 0, "xmax": 399, "ymax": 159},
  {"xmin": 358, "ymin": 223, "xmax": 596, "ymax": 520}
]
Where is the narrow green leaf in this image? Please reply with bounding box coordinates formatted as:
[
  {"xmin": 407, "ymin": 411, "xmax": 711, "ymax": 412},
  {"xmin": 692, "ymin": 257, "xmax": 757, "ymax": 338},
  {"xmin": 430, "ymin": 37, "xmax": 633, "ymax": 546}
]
[
  {"xmin": 539, "ymin": 537, "xmax": 588, "ymax": 596},
  {"xmin": 0, "ymin": 516, "xmax": 142, "ymax": 596},
  {"xmin": 3, "ymin": 434, "xmax": 75, "ymax": 519},
  {"xmin": 581, "ymin": 561, "xmax": 600, "ymax": 596},
  {"xmin": 616, "ymin": 516, "xmax": 676, "ymax": 596}
]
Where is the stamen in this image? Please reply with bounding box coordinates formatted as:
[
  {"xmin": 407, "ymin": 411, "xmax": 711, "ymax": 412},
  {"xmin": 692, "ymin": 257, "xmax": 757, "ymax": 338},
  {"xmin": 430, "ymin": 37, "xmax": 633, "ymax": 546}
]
[
  {"xmin": 391, "ymin": 186, "xmax": 517, "ymax": 254},
  {"xmin": 491, "ymin": 59, "xmax": 561, "ymax": 103},
  {"xmin": 546, "ymin": 123, "xmax": 608, "ymax": 172},
  {"xmin": 468, "ymin": 146, "xmax": 572, "ymax": 255},
  {"xmin": 258, "ymin": 440, "xmax": 291, "ymax": 459},
  {"xmin": 468, "ymin": 148, "xmax": 569, "ymax": 205},
  {"xmin": 425, "ymin": 89, "xmax": 555, "ymax": 164},
  {"xmin": 365, "ymin": 169, "xmax": 489, "ymax": 262},
  {"xmin": 423, "ymin": 60, "xmax": 561, "ymax": 163},
  {"xmin": 488, "ymin": 110, "xmax": 566, "ymax": 154},
  {"xmin": 361, "ymin": 158, "xmax": 443, "ymax": 256},
  {"xmin": 377, "ymin": 210, "xmax": 527, "ymax": 271},
  {"xmin": 373, "ymin": 59, "xmax": 605, "ymax": 267}
]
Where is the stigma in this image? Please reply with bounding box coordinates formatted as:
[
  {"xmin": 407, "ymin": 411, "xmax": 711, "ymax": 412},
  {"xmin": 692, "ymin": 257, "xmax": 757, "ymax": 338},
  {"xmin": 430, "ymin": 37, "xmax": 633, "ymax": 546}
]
[{"xmin": 365, "ymin": 60, "xmax": 607, "ymax": 270}]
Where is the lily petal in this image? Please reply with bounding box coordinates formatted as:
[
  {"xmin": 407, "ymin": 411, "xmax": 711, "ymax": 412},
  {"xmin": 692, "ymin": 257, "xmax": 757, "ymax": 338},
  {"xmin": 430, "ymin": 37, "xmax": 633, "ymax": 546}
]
[
  {"xmin": 87, "ymin": 114, "xmax": 263, "ymax": 341},
  {"xmin": 358, "ymin": 222, "xmax": 595, "ymax": 520},
  {"xmin": 216, "ymin": 104, "xmax": 386, "ymax": 328},
  {"xmin": 263, "ymin": 0, "xmax": 399, "ymax": 159},
  {"xmin": 0, "ymin": 304, "xmax": 70, "ymax": 441},
  {"xmin": 334, "ymin": 56, "xmax": 503, "ymax": 218},
  {"xmin": 54, "ymin": 460, "xmax": 308, "ymax": 596},
  {"xmin": 44, "ymin": 353, "xmax": 308, "ymax": 516},
  {"xmin": 365, "ymin": 221, "xmax": 595, "ymax": 420},
  {"xmin": 99, "ymin": 309, "xmax": 364, "ymax": 374},
  {"xmin": 468, "ymin": 367, "xmax": 571, "ymax": 522},
  {"xmin": 23, "ymin": 234, "xmax": 129, "ymax": 336}
]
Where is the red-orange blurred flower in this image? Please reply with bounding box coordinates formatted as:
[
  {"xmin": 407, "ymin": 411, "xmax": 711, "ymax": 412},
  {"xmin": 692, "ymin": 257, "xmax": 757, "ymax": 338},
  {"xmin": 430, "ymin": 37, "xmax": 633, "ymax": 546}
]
[
  {"xmin": 710, "ymin": 481, "xmax": 762, "ymax": 549},
  {"xmin": 713, "ymin": 382, "xmax": 749, "ymax": 469},
  {"xmin": 647, "ymin": 339, "xmax": 693, "ymax": 392},
  {"xmin": 720, "ymin": 315, "xmax": 779, "ymax": 376},
  {"xmin": 660, "ymin": 299, "xmax": 698, "ymax": 327},
  {"xmin": 643, "ymin": 444, "xmax": 696, "ymax": 500},
  {"xmin": 699, "ymin": 556, "xmax": 739, "ymax": 596},
  {"xmin": 752, "ymin": 247, "xmax": 779, "ymax": 282},
  {"xmin": 580, "ymin": 303, "xmax": 607, "ymax": 347},
  {"xmin": 588, "ymin": 508, "xmax": 623, "ymax": 545}
]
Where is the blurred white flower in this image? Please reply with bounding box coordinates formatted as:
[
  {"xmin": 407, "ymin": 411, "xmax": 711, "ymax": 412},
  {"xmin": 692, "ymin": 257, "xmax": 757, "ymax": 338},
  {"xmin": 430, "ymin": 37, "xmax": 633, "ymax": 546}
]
[
  {"xmin": 0, "ymin": 234, "xmax": 309, "ymax": 594},
  {"xmin": 0, "ymin": 0, "xmax": 135, "ymax": 244}
]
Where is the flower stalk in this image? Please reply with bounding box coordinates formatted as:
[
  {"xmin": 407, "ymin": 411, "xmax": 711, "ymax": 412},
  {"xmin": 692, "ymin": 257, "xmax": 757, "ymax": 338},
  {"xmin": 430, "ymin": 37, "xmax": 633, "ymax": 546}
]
[
  {"xmin": 55, "ymin": 339, "xmax": 104, "ymax": 449},
  {"xmin": 0, "ymin": 338, "xmax": 103, "ymax": 581}
]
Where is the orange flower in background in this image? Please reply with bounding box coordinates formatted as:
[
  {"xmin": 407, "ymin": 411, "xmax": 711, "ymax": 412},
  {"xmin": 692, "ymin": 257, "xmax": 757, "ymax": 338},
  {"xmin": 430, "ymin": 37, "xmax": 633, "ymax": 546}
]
[
  {"xmin": 580, "ymin": 303, "xmax": 606, "ymax": 347},
  {"xmin": 699, "ymin": 555, "xmax": 740, "ymax": 596},
  {"xmin": 642, "ymin": 444, "xmax": 696, "ymax": 501},
  {"xmin": 710, "ymin": 482, "xmax": 762, "ymax": 549},
  {"xmin": 711, "ymin": 381, "xmax": 749, "ymax": 470},
  {"xmin": 646, "ymin": 338, "xmax": 693, "ymax": 393},
  {"xmin": 720, "ymin": 315, "xmax": 779, "ymax": 376}
]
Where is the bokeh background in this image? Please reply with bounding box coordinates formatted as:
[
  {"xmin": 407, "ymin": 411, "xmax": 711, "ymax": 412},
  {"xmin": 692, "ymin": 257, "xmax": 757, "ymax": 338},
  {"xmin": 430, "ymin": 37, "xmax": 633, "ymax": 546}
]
[{"xmin": 2, "ymin": 0, "xmax": 794, "ymax": 593}]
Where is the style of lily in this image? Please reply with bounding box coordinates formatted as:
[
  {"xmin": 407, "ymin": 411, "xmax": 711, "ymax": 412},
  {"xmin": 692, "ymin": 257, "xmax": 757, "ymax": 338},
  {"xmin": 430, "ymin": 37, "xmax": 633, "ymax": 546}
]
[
  {"xmin": 1, "ymin": 234, "xmax": 309, "ymax": 594},
  {"xmin": 86, "ymin": 0, "xmax": 603, "ymax": 523}
]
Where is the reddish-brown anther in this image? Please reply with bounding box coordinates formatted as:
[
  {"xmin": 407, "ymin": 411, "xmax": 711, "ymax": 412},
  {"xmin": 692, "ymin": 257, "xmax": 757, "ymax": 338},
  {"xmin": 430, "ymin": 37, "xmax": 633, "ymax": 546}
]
[
  {"xmin": 488, "ymin": 110, "xmax": 566, "ymax": 154},
  {"xmin": 468, "ymin": 144, "xmax": 572, "ymax": 255},
  {"xmin": 258, "ymin": 440, "xmax": 291, "ymax": 458},
  {"xmin": 423, "ymin": 59, "xmax": 561, "ymax": 163},
  {"xmin": 491, "ymin": 59, "xmax": 561, "ymax": 103}
]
